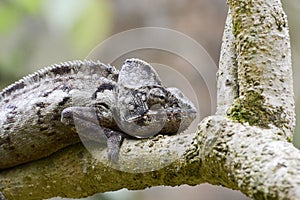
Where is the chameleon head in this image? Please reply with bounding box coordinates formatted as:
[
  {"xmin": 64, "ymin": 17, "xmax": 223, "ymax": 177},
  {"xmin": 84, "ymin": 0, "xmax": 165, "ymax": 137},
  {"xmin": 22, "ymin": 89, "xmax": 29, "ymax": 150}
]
[{"xmin": 112, "ymin": 58, "xmax": 197, "ymax": 138}]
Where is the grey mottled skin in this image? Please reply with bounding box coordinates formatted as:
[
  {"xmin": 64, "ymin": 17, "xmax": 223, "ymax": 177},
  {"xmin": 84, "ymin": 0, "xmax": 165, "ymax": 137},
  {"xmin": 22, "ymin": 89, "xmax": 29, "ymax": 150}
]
[
  {"xmin": 0, "ymin": 58, "xmax": 196, "ymax": 170},
  {"xmin": 113, "ymin": 59, "xmax": 196, "ymax": 138},
  {"xmin": 0, "ymin": 60, "xmax": 119, "ymax": 170}
]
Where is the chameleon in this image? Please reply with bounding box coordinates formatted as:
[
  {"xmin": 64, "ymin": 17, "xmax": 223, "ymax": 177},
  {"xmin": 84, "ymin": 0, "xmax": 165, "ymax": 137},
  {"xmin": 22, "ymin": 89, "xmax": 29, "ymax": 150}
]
[{"xmin": 0, "ymin": 58, "xmax": 197, "ymax": 171}]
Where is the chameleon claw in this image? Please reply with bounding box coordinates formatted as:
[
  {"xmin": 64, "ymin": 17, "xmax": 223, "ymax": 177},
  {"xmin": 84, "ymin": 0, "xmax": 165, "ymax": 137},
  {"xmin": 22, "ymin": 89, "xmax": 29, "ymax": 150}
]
[{"xmin": 0, "ymin": 192, "xmax": 7, "ymax": 200}]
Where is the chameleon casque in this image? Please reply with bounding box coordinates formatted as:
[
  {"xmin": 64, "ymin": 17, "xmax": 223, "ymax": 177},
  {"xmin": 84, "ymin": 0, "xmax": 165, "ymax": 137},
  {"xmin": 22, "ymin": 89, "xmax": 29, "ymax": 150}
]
[{"xmin": 0, "ymin": 58, "xmax": 196, "ymax": 172}]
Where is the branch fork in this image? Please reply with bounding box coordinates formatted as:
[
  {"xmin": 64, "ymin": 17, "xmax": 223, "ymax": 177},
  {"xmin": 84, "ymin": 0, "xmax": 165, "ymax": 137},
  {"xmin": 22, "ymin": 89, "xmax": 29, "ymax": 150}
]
[{"xmin": 0, "ymin": 0, "xmax": 298, "ymax": 199}]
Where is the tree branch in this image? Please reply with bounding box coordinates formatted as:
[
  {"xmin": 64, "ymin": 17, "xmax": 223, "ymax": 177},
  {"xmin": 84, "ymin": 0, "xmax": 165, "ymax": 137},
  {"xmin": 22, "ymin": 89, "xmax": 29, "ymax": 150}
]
[
  {"xmin": 0, "ymin": 0, "xmax": 298, "ymax": 199},
  {"xmin": 226, "ymin": 0, "xmax": 295, "ymax": 137},
  {"xmin": 216, "ymin": 9, "xmax": 239, "ymax": 115},
  {"xmin": 1, "ymin": 115, "xmax": 300, "ymax": 199}
]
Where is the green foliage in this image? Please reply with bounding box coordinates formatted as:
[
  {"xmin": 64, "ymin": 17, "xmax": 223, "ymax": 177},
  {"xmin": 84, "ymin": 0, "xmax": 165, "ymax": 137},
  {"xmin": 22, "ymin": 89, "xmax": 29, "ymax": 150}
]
[
  {"xmin": 71, "ymin": 0, "xmax": 112, "ymax": 56},
  {"xmin": 14, "ymin": 0, "xmax": 42, "ymax": 14},
  {"xmin": 0, "ymin": 0, "xmax": 41, "ymax": 34},
  {"xmin": 0, "ymin": 0, "xmax": 113, "ymax": 90},
  {"xmin": 0, "ymin": 4, "xmax": 21, "ymax": 34}
]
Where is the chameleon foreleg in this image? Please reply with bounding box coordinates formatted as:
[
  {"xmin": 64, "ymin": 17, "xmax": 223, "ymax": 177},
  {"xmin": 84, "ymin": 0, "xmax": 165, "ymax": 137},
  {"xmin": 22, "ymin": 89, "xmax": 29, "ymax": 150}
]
[
  {"xmin": 61, "ymin": 106, "xmax": 125, "ymax": 162},
  {"xmin": 102, "ymin": 128, "xmax": 124, "ymax": 163}
]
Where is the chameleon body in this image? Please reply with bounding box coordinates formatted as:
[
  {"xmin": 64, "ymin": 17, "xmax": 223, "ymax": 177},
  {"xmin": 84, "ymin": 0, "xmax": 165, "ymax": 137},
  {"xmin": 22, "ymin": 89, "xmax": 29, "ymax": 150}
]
[{"xmin": 0, "ymin": 58, "xmax": 196, "ymax": 170}]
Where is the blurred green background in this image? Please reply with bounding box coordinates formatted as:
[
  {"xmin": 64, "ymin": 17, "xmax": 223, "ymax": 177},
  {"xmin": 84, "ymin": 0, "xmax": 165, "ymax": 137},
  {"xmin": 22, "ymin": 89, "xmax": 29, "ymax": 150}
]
[{"xmin": 0, "ymin": 0, "xmax": 299, "ymax": 199}]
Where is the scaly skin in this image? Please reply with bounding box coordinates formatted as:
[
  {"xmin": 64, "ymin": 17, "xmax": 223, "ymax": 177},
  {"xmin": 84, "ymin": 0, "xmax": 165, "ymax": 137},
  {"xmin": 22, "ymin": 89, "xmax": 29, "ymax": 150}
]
[{"xmin": 0, "ymin": 58, "xmax": 196, "ymax": 170}]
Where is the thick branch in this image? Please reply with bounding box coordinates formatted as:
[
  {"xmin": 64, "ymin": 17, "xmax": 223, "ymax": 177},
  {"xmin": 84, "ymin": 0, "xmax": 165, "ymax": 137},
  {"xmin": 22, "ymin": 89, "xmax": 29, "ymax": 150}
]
[
  {"xmin": 198, "ymin": 116, "xmax": 300, "ymax": 199},
  {"xmin": 1, "ymin": 116, "xmax": 300, "ymax": 199},
  {"xmin": 226, "ymin": 0, "xmax": 295, "ymax": 137},
  {"xmin": 0, "ymin": 133, "xmax": 204, "ymax": 200}
]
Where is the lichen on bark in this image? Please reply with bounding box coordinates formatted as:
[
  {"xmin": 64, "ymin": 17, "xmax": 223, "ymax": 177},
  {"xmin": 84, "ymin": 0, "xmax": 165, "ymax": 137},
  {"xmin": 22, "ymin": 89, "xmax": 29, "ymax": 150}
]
[
  {"xmin": 227, "ymin": 89, "xmax": 287, "ymax": 130},
  {"xmin": 226, "ymin": 0, "xmax": 295, "ymax": 138}
]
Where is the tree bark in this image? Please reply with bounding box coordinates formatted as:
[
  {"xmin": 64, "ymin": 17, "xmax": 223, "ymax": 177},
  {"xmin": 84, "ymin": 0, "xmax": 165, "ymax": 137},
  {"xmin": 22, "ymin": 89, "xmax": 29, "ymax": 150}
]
[{"xmin": 0, "ymin": 0, "xmax": 298, "ymax": 199}]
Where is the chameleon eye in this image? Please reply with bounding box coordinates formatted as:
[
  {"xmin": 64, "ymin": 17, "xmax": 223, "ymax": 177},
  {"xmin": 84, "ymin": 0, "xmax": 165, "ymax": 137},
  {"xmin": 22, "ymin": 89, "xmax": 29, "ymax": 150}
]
[
  {"xmin": 148, "ymin": 87, "xmax": 165, "ymax": 98},
  {"xmin": 112, "ymin": 103, "xmax": 168, "ymax": 138},
  {"xmin": 147, "ymin": 87, "xmax": 166, "ymax": 106}
]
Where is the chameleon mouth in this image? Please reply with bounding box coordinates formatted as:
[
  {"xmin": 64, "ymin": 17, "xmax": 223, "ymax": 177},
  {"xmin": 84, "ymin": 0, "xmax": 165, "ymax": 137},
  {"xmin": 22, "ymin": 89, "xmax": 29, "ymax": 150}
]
[
  {"xmin": 116, "ymin": 106, "xmax": 197, "ymax": 138},
  {"xmin": 126, "ymin": 107, "xmax": 197, "ymax": 122},
  {"xmin": 126, "ymin": 109, "xmax": 167, "ymax": 123}
]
